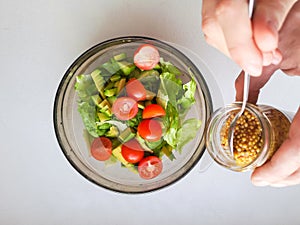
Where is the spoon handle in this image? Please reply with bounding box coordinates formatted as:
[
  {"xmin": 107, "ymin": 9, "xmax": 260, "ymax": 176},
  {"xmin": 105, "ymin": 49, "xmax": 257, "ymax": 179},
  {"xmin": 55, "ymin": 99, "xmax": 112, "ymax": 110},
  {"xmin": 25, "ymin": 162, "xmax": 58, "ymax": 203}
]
[{"xmin": 228, "ymin": 0, "xmax": 255, "ymax": 156}]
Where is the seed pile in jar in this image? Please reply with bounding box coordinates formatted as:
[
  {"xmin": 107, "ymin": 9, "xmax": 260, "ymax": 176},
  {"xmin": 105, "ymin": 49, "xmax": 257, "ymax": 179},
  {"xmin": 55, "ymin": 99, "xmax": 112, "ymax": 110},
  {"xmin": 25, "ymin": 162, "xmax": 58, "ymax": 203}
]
[
  {"xmin": 264, "ymin": 108, "xmax": 290, "ymax": 157},
  {"xmin": 220, "ymin": 110, "xmax": 263, "ymax": 166}
]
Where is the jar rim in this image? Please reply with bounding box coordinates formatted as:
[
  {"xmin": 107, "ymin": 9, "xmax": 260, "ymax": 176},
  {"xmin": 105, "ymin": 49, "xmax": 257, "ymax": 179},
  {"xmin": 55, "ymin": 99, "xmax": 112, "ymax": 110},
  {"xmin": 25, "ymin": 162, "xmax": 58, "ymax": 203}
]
[{"xmin": 205, "ymin": 102, "xmax": 271, "ymax": 171}]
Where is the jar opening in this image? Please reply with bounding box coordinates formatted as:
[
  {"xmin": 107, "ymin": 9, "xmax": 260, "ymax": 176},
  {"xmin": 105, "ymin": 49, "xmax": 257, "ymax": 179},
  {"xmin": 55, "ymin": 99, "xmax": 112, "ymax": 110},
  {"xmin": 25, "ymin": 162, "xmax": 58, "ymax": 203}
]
[{"xmin": 206, "ymin": 102, "xmax": 270, "ymax": 171}]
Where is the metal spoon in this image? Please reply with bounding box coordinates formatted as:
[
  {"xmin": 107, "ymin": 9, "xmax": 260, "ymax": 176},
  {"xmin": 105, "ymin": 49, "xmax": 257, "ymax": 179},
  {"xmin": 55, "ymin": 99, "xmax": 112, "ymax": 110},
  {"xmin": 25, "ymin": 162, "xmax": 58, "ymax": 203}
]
[
  {"xmin": 228, "ymin": 0, "xmax": 254, "ymax": 156},
  {"xmin": 228, "ymin": 72, "xmax": 250, "ymax": 156}
]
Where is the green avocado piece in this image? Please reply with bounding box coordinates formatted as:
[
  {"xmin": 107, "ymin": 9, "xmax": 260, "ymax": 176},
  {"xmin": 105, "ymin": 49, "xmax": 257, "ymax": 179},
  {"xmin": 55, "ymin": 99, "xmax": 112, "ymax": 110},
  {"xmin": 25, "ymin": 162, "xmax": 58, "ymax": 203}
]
[
  {"xmin": 117, "ymin": 61, "xmax": 136, "ymax": 75},
  {"xmin": 91, "ymin": 69, "xmax": 105, "ymax": 94},
  {"xmin": 104, "ymin": 88, "xmax": 117, "ymax": 97},
  {"xmin": 113, "ymin": 53, "xmax": 127, "ymax": 61},
  {"xmin": 105, "ymin": 126, "xmax": 119, "ymax": 138},
  {"xmin": 118, "ymin": 127, "xmax": 136, "ymax": 143},
  {"xmin": 97, "ymin": 112, "xmax": 110, "ymax": 122},
  {"xmin": 112, "ymin": 146, "xmax": 137, "ymax": 173}
]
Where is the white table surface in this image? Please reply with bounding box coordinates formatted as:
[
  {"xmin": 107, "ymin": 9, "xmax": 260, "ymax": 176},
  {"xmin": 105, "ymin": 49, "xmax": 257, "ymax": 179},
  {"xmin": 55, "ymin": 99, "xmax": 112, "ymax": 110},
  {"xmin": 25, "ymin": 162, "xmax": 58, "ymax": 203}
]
[{"xmin": 1, "ymin": 0, "xmax": 300, "ymax": 224}]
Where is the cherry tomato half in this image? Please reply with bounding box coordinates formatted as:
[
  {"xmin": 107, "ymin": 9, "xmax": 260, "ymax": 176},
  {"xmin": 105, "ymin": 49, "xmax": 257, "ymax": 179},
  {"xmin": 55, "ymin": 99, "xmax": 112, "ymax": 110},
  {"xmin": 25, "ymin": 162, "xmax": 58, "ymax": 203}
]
[
  {"xmin": 112, "ymin": 97, "xmax": 138, "ymax": 120},
  {"xmin": 133, "ymin": 44, "xmax": 160, "ymax": 70},
  {"xmin": 121, "ymin": 139, "xmax": 144, "ymax": 164},
  {"xmin": 137, "ymin": 119, "xmax": 162, "ymax": 142},
  {"xmin": 138, "ymin": 156, "xmax": 163, "ymax": 179},
  {"xmin": 90, "ymin": 137, "xmax": 112, "ymax": 161},
  {"xmin": 126, "ymin": 78, "xmax": 146, "ymax": 101},
  {"xmin": 142, "ymin": 104, "xmax": 166, "ymax": 119}
]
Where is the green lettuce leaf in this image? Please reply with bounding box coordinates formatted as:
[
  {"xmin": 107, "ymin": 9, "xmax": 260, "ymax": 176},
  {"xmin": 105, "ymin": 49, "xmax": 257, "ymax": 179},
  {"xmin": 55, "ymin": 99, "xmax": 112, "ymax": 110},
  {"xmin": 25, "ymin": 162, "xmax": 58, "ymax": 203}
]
[
  {"xmin": 75, "ymin": 74, "xmax": 98, "ymax": 102},
  {"xmin": 176, "ymin": 118, "xmax": 201, "ymax": 153},
  {"xmin": 177, "ymin": 77, "xmax": 196, "ymax": 117},
  {"xmin": 163, "ymin": 103, "xmax": 180, "ymax": 148},
  {"xmin": 75, "ymin": 74, "xmax": 100, "ymax": 137},
  {"xmin": 77, "ymin": 101, "xmax": 98, "ymax": 137},
  {"xmin": 159, "ymin": 72, "xmax": 200, "ymax": 152},
  {"xmin": 157, "ymin": 72, "xmax": 182, "ymax": 109},
  {"xmin": 160, "ymin": 58, "xmax": 181, "ymax": 75}
]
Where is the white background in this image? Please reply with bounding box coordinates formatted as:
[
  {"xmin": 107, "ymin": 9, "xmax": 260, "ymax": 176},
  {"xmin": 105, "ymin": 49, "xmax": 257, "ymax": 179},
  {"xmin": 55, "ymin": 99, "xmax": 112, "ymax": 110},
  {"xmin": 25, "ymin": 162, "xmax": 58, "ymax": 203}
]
[{"xmin": 1, "ymin": 0, "xmax": 300, "ymax": 224}]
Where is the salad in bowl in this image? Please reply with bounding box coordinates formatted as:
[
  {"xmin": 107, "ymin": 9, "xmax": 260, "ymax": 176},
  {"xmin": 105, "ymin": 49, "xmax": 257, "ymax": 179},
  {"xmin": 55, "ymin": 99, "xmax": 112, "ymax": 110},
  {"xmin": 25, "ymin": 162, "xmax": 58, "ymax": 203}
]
[{"xmin": 54, "ymin": 37, "xmax": 212, "ymax": 193}]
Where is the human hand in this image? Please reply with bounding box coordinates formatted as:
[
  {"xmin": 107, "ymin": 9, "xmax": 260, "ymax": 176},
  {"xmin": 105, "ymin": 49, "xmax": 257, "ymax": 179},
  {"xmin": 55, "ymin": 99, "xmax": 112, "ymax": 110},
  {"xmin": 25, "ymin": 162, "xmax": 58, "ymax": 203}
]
[
  {"xmin": 235, "ymin": 1, "xmax": 300, "ymax": 187},
  {"xmin": 251, "ymin": 108, "xmax": 300, "ymax": 187},
  {"xmin": 202, "ymin": 0, "xmax": 296, "ymax": 76}
]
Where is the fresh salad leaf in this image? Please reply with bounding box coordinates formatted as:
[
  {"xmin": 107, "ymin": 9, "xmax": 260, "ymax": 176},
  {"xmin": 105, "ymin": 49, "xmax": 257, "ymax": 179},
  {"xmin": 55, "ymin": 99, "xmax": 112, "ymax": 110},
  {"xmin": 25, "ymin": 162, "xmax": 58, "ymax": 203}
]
[
  {"xmin": 75, "ymin": 74, "xmax": 102, "ymax": 137},
  {"xmin": 163, "ymin": 103, "xmax": 180, "ymax": 148},
  {"xmin": 138, "ymin": 72, "xmax": 160, "ymax": 94},
  {"xmin": 176, "ymin": 118, "xmax": 202, "ymax": 153},
  {"xmin": 160, "ymin": 58, "xmax": 181, "ymax": 75},
  {"xmin": 125, "ymin": 109, "xmax": 142, "ymax": 128},
  {"xmin": 161, "ymin": 76, "xmax": 200, "ymax": 150},
  {"xmin": 77, "ymin": 101, "xmax": 99, "ymax": 137},
  {"xmin": 157, "ymin": 72, "xmax": 182, "ymax": 109},
  {"xmin": 177, "ymin": 77, "xmax": 197, "ymax": 117},
  {"xmin": 135, "ymin": 134, "xmax": 153, "ymax": 153},
  {"xmin": 145, "ymin": 138, "xmax": 164, "ymax": 151},
  {"xmin": 75, "ymin": 74, "xmax": 98, "ymax": 102}
]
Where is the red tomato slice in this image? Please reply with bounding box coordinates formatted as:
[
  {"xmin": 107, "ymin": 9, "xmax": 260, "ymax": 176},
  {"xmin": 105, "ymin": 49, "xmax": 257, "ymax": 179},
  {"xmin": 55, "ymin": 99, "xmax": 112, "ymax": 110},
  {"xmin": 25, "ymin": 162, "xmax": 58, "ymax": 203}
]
[
  {"xmin": 138, "ymin": 156, "xmax": 163, "ymax": 179},
  {"xmin": 137, "ymin": 119, "xmax": 162, "ymax": 142},
  {"xmin": 133, "ymin": 44, "xmax": 160, "ymax": 70},
  {"xmin": 142, "ymin": 104, "xmax": 166, "ymax": 119},
  {"xmin": 126, "ymin": 78, "xmax": 146, "ymax": 101},
  {"xmin": 90, "ymin": 137, "xmax": 112, "ymax": 161},
  {"xmin": 112, "ymin": 97, "xmax": 138, "ymax": 120},
  {"xmin": 121, "ymin": 139, "xmax": 144, "ymax": 164}
]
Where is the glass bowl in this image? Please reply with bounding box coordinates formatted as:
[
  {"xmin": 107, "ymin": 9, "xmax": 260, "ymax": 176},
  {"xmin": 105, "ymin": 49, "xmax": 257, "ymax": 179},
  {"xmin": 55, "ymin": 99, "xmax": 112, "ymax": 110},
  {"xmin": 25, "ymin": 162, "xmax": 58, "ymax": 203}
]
[{"xmin": 53, "ymin": 36, "xmax": 213, "ymax": 193}]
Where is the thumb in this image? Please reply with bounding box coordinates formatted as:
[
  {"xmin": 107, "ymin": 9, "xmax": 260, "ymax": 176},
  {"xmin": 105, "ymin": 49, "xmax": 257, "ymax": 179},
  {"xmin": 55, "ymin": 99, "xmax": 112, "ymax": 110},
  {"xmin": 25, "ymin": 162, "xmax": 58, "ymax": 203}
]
[
  {"xmin": 251, "ymin": 107, "xmax": 300, "ymax": 186},
  {"xmin": 235, "ymin": 65, "xmax": 278, "ymax": 104}
]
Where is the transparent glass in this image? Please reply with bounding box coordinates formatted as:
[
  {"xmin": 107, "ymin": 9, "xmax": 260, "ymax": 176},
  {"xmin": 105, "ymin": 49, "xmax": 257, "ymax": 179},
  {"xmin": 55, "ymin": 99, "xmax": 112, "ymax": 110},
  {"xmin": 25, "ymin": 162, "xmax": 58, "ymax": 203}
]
[
  {"xmin": 53, "ymin": 36, "xmax": 214, "ymax": 193},
  {"xmin": 206, "ymin": 102, "xmax": 292, "ymax": 172}
]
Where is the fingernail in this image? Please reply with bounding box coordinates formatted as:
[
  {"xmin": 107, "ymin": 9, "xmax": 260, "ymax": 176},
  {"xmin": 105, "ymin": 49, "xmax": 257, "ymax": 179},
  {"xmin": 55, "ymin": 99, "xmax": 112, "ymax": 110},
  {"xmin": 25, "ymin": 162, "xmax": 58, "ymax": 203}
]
[
  {"xmin": 270, "ymin": 183, "xmax": 287, "ymax": 188},
  {"xmin": 252, "ymin": 180, "xmax": 270, "ymax": 186}
]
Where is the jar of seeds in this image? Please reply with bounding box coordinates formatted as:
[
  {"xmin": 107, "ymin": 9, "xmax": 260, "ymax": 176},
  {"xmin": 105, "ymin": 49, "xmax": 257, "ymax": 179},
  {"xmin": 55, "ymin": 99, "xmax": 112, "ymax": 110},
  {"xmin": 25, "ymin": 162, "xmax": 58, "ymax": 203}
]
[{"xmin": 205, "ymin": 102, "xmax": 292, "ymax": 172}]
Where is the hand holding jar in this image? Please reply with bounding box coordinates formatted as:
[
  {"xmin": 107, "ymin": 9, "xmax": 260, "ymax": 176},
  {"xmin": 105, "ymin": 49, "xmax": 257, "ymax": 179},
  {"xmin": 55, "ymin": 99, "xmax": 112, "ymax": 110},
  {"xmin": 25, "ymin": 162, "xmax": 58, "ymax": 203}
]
[{"xmin": 235, "ymin": 1, "xmax": 300, "ymax": 187}]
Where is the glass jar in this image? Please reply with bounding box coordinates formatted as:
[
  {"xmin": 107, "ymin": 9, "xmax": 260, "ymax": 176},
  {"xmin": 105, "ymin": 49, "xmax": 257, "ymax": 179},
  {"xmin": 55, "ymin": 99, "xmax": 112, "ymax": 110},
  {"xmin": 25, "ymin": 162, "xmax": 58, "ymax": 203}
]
[{"xmin": 205, "ymin": 102, "xmax": 292, "ymax": 172}]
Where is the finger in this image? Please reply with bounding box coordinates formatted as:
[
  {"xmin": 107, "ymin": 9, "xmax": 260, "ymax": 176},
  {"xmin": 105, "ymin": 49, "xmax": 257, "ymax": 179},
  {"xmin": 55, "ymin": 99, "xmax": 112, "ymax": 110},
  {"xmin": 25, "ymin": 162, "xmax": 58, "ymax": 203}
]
[
  {"xmin": 251, "ymin": 107, "xmax": 300, "ymax": 186},
  {"xmin": 235, "ymin": 64, "xmax": 278, "ymax": 104},
  {"xmin": 253, "ymin": 0, "xmax": 296, "ymax": 53},
  {"xmin": 216, "ymin": 0, "xmax": 263, "ymax": 76},
  {"xmin": 262, "ymin": 49, "xmax": 282, "ymax": 66},
  {"xmin": 262, "ymin": 52, "xmax": 274, "ymax": 66},
  {"xmin": 271, "ymin": 49, "xmax": 282, "ymax": 65},
  {"xmin": 269, "ymin": 168, "xmax": 300, "ymax": 187},
  {"xmin": 202, "ymin": 0, "xmax": 230, "ymax": 56},
  {"xmin": 277, "ymin": 1, "xmax": 300, "ymax": 76}
]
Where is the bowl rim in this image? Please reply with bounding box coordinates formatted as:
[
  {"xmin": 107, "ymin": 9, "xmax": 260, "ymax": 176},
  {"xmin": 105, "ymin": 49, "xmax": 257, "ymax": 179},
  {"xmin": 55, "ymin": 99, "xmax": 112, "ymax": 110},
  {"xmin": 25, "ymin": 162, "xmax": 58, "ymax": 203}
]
[{"xmin": 53, "ymin": 36, "xmax": 213, "ymax": 194}]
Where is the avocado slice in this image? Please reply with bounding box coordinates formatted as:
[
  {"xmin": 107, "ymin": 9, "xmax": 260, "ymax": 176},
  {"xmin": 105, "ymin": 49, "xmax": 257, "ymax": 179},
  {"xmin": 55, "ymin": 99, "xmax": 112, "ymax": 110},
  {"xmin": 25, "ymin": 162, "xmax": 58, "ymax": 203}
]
[
  {"xmin": 104, "ymin": 88, "xmax": 117, "ymax": 97},
  {"xmin": 113, "ymin": 53, "xmax": 127, "ymax": 61},
  {"xmin": 91, "ymin": 69, "xmax": 105, "ymax": 94},
  {"xmin": 116, "ymin": 78, "xmax": 126, "ymax": 95},
  {"xmin": 118, "ymin": 127, "xmax": 136, "ymax": 143},
  {"xmin": 105, "ymin": 126, "xmax": 119, "ymax": 138},
  {"xmin": 117, "ymin": 61, "xmax": 136, "ymax": 75},
  {"xmin": 91, "ymin": 94, "xmax": 102, "ymax": 106},
  {"xmin": 97, "ymin": 112, "xmax": 110, "ymax": 122},
  {"xmin": 112, "ymin": 146, "xmax": 137, "ymax": 173}
]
